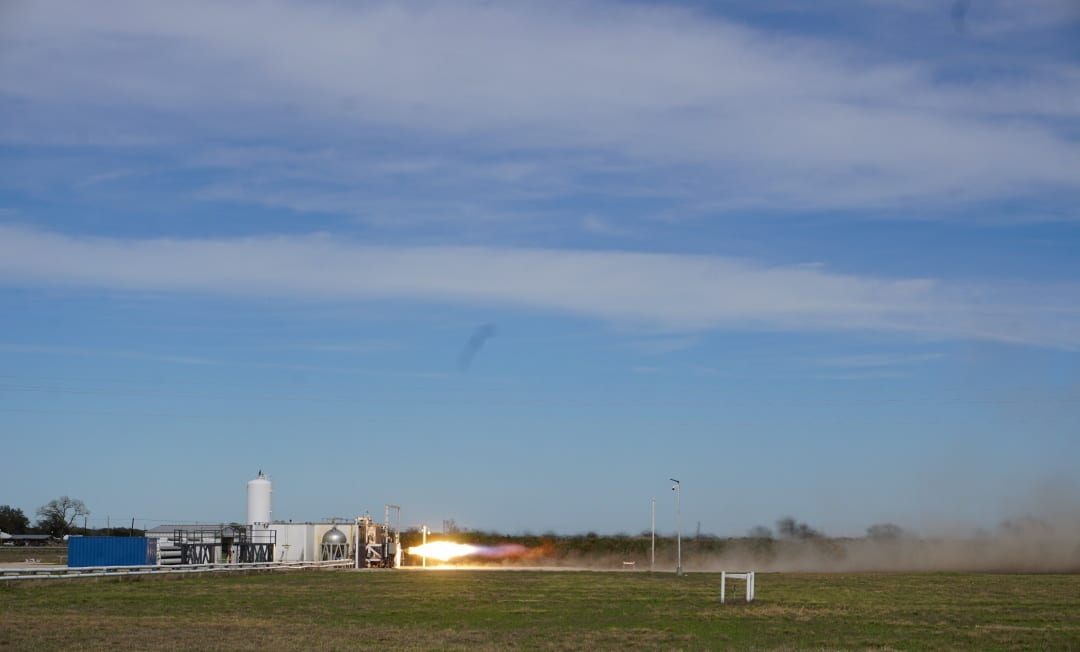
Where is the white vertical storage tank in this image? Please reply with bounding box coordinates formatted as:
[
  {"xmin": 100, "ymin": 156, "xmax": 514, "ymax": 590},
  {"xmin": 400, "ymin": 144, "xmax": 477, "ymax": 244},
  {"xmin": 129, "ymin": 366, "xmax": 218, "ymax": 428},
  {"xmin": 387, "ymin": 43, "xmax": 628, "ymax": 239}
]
[{"xmin": 247, "ymin": 470, "xmax": 272, "ymax": 528}]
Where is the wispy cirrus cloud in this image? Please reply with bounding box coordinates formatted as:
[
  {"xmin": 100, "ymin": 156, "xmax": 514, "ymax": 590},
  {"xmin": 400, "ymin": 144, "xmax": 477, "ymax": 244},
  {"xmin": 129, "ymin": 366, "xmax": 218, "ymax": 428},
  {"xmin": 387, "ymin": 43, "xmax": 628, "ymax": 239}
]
[
  {"xmin": 817, "ymin": 353, "xmax": 945, "ymax": 368},
  {"xmin": 622, "ymin": 337, "xmax": 701, "ymax": 355},
  {"xmin": 0, "ymin": 0, "xmax": 1077, "ymax": 225},
  {"xmin": 0, "ymin": 343, "xmax": 216, "ymax": 366},
  {"xmin": 1, "ymin": 225, "xmax": 1077, "ymax": 349}
]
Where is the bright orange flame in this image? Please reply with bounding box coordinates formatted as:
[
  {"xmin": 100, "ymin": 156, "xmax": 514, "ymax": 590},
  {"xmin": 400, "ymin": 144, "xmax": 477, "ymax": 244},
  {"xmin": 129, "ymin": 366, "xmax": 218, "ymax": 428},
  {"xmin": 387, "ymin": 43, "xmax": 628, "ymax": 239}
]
[{"xmin": 408, "ymin": 541, "xmax": 480, "ymax": 562}]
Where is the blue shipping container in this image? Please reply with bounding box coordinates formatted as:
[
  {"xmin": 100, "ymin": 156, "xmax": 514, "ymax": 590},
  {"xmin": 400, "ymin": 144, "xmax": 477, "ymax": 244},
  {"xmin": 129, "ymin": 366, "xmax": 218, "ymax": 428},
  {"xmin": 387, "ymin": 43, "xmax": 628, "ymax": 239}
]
[{"xmin": 68, "ymin": 536, "xmax": 157, "ymax": 567}]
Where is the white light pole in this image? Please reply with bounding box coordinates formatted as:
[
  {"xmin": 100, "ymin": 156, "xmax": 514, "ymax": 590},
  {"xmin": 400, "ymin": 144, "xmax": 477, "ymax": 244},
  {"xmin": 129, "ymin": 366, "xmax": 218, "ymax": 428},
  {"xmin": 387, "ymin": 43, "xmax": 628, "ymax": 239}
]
[
  {"xmin": 650, "ymin": 498, "xmax": 656, "ymax": 572},
  {"xmin": 420, "ymin": 525, "xmax": 429, "ymax": 568},
  {"xmin": 671, "ymin": 478, "xmax": 682, "ymax": 576}
]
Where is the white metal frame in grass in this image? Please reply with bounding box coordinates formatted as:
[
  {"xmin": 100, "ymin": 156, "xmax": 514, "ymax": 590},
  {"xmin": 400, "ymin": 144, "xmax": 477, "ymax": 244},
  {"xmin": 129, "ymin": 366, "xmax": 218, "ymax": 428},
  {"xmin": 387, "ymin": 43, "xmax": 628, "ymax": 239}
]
[{"xmin": 720, "ymin": 571, "xmax": 756, "ymax": 603}]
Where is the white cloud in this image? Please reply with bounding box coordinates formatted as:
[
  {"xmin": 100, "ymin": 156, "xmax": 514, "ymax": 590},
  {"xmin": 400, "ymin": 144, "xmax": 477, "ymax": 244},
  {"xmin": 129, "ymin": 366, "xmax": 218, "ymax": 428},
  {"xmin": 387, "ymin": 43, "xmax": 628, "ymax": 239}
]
[
  {"xmin": 295, "ymin": 340, "xmax": 402, "ymax": 354},
  {"xmin": 581, "ymin": 215, "xmax": 637, "ymax": 238},
  {"xmin": 1, "ymin": 0, "xmax": 1078, "ymax": 217},
  {"xmin": 622, "ymin": 337, "xmax": 701, "ymax": 355},
  {"xmin": 817, "ymin": 353, "xmax": 945, "ymax": 368},
  {"xmin": 0, "ymin": 343, "xmax": 216, "ymax": 366},
  {"xmin": 1, "ymin": 225, "xmax": 1077, "ymax": 348}
]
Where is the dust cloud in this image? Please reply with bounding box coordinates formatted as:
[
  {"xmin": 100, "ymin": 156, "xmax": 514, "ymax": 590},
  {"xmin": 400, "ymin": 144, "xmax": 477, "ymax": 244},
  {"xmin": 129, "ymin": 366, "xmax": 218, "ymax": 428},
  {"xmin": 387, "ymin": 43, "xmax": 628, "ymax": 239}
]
[
  {"xmin": 436, "ymin": 513, "xmax": 1080, "ymax": 573},
  {"xmin": 692, "ymin": 525, "xmax": 1080, "ymax": 573},
  {"xmin": 682, "ymin": 513, "xmax": 1079, "ymax": 572}
]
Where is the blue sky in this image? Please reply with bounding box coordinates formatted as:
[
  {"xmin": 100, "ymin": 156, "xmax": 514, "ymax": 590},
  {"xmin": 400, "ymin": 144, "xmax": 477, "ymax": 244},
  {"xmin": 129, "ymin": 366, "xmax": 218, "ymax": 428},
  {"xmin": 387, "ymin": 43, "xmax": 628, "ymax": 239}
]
[{"xmin": 1, "ymin": 0, "xmax": 1078, "ymax": 537}]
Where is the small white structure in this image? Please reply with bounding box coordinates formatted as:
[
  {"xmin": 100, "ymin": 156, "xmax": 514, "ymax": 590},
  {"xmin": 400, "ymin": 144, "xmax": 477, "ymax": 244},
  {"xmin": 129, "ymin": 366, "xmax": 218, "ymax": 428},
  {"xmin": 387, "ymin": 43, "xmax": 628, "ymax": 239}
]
[
  {"xmin": 247, "ymin": 470, "xmax": 272, "ymax": 529},
  {"xmin": 720, "ymin": 571, "xmax": 756, "ymax": 603}
]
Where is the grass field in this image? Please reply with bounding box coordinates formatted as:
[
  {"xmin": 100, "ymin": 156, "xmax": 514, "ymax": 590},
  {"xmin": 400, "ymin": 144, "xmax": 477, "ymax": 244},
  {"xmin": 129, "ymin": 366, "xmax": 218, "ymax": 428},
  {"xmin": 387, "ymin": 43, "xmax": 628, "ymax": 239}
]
[
  {"xmin": 0, "ymin": 547, "xmax": 66, "ymax": 566},
  {"xmin": 1, "ymin": 569, "xmax": 1078, "ymax": 650}
]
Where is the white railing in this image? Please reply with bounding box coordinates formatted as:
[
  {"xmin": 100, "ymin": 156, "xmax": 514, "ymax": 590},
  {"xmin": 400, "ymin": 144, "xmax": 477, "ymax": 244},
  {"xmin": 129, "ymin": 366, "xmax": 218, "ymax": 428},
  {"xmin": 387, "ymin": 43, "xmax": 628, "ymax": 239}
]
[{"xmin": 0, "ymin": 558, "xmax": 353, "ymax": 581}]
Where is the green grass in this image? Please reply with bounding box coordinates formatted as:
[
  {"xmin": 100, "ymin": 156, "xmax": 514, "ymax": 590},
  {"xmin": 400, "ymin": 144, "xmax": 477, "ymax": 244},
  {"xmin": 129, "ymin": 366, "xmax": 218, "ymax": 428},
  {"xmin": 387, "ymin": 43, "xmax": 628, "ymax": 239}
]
[{"xmin": 1, "ymin": 570, "xmax": 1078, "ymax": 650}]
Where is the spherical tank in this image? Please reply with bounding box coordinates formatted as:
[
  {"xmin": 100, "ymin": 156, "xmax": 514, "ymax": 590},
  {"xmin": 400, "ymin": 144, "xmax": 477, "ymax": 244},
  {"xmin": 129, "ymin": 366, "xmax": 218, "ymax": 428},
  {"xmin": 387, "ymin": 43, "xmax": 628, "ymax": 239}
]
[
  {"xmin": 247, "ymin": 470, "xmax": 272, "ymax": 527},
  {"xmin": 322, "ymin": 527, "xmax": 348, "ymax": 545}
]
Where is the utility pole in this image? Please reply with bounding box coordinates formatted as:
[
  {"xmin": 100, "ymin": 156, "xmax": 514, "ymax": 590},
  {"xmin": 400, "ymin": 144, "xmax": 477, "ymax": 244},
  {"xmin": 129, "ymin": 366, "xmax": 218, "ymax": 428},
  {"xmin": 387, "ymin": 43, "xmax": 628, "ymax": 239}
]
[
  {"xmin": 650, "ymin": 498, "xmax": 656, "ymax": 572},
  {"xmin": 670, "ymin": 479, "xmax": 682, "ymax": 576}
]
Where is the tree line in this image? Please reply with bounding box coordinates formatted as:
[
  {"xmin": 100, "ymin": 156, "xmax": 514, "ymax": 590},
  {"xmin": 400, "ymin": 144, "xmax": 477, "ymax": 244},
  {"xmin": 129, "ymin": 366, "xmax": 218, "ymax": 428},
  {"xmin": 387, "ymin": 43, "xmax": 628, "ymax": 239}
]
[{"xmin": 0, "ymin": 496, "xmax": 142, "ymax": 538}]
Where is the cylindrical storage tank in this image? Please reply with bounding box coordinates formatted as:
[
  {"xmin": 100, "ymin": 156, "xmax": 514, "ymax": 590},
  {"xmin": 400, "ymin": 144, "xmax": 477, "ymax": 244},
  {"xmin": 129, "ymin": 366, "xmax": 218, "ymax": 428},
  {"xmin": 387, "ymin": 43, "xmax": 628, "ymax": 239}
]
[{"xmin": 247, "ymin": 470, "xmax": 272, "ymax": 528}]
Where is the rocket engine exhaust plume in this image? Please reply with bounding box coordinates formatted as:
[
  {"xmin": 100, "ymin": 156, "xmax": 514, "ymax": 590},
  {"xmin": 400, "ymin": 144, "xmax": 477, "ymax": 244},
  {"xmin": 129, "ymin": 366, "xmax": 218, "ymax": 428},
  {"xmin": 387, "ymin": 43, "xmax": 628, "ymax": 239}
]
[{"xmin": 408, "ymin": 541, "xmax": 530, "ymax": 562}]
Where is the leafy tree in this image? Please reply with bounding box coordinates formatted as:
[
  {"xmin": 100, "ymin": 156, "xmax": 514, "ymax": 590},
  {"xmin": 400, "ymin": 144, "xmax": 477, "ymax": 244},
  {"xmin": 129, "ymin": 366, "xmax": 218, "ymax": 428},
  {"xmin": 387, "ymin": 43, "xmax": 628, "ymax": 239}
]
[
  {"xmin": 35, "ymin": 496, "xmax": 90, "ymax": 537},
  {"xmin": 0, "ymin": 505, "xmax": 30, "ymax": 534}
]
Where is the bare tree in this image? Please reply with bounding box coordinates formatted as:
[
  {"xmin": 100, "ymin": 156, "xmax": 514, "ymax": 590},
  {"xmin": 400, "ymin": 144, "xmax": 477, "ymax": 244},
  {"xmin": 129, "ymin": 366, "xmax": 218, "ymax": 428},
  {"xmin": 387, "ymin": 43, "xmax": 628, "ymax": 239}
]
[
  {"xmin": 866, "ymin": 523, "xmax": 905, "ymax": 542},
  {"xmin": 776, "ymin": 516, "xmax": 822, "ymax": 540},
  {"xmin": 35, "ymin": 496, "xmax": 90, "ymax": 537}
]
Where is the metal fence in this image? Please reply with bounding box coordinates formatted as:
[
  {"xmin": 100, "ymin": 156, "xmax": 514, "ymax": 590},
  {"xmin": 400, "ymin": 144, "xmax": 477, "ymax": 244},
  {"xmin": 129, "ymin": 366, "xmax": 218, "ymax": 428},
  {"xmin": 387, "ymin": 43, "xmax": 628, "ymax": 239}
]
[{"xmin": 0, "ymin": 558, "xmax": 354, "ymax": 581}]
